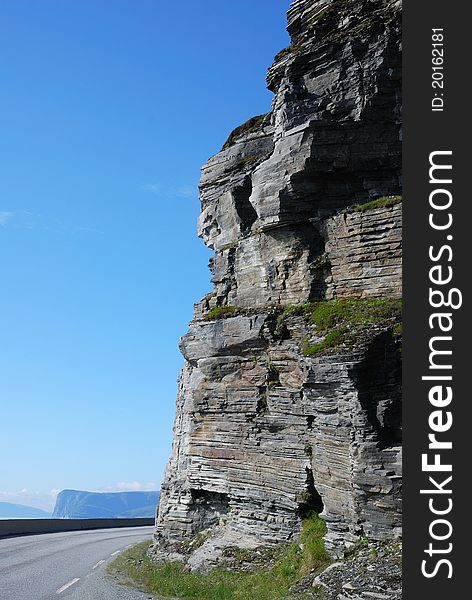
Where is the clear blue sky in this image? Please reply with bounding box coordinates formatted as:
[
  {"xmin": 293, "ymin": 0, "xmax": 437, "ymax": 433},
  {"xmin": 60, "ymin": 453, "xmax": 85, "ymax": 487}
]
[{"xmin": 0, "ymin": 0, "xmax": 290, "ymax": 510}]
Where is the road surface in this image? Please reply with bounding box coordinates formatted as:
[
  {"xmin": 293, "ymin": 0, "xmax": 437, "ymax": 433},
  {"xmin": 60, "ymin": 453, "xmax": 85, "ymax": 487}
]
[{"xmin": 0, "ymin": 526, "xmax": 158, "ymax": 599}]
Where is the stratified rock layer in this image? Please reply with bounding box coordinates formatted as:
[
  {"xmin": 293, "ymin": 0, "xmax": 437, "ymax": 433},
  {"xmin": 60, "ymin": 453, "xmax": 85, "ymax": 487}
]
[
  {"xmin": 325, "ymin": 202, "xmax": 402, "ymax": 298},
  {"xmin": 152, "ymin": 0, "xmax": 402, "ymax": 565}
]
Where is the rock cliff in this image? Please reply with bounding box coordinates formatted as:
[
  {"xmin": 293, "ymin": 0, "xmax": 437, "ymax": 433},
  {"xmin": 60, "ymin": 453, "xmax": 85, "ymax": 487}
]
[{"xmin": 152, "ymin": 0, "xmax": 402, "ymax": 567}]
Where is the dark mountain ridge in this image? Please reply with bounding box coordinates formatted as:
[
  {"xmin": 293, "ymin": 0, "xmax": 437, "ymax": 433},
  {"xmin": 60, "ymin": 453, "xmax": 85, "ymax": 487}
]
[
  {"xmin": 52, "ymin": 489, "xmax": 159, "ymax": 519},
  {"xmin": 0, "ymin": 502, "xmax": 52, "ymax": 519}
]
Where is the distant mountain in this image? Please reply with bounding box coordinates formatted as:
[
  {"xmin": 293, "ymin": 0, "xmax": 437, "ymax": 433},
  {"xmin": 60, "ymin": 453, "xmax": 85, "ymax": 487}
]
[
  {"xmin": 52, "ymin": 489, "xmax": 159, "ymax": 519},
  {"xmin": 0, "ymin": 502, "xmax": 52, "ymax": 519}
]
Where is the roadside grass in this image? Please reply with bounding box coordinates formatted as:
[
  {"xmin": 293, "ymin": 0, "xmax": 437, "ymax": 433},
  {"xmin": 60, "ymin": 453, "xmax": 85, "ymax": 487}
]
[{"xmin": 108, "ymin": 513, "xmax": 330, "ymax": 600}]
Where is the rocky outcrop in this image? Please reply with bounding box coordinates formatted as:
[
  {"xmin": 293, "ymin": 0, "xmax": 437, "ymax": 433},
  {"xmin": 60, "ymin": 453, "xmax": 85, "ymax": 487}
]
[
  {"xmin": 152, "ymin": 0, "xmax": 402, "ymax": 567},
  {"xmin": 285, "ymin": 540, "xmax": 402, "ymax": 599}
]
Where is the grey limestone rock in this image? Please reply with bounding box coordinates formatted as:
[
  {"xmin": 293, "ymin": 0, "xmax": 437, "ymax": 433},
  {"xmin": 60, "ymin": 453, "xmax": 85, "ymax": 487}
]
[
  {"xmin": 151, "ymin": 0, "xmax": 402, "ymax": 569},
  {"xmin": 285, "ymin": 540, "xmax": 402, "ymax": 599}
]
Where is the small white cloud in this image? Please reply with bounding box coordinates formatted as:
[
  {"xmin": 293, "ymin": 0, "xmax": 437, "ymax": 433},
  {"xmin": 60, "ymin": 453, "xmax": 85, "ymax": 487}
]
[
  {"xmin": 0, "ymin": 489, "xmax": 58, "ymax": 512},
  {"xmin": 0, "ymin": 211, "xmax": 102, "ymax": 235},
  {"xmin": 0, "ymin": 211, "xmax": 14, "ymax": 226},
  {"xmin": 175, "ymin": 185, "xmax": 196, "ymax": 199},
  {"xmin": 141, "ymin": 183, "xmax": 196, "ymax": 200},
  {"xmin": 75, "ymin": 226, "xmax": 104, "ymax": 235},
  {"xmin": 102, "ymin": 481, "xmax": 158, "ymax": 492},
  {"xmin": 141, "ymin": 183, "xmax": 161, "ymax": 195},
  {"xmin": 0, "ymin": 210, "xmax": 37, "ymax": 230}
]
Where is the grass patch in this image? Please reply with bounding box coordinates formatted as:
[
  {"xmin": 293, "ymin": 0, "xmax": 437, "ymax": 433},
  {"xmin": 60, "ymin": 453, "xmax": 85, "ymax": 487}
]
[
  {"xmin": 273, "ymin": 41, "xmax": 306, "ymax": 63},
  {"xmin": 298, "ymin": 298, "xmax": 402, "ymax": 356},
  {"xmin": 274, "ymin": 303, "xmax": 316, "ymax": 337},
  {"xmin": 353, "ymin": 196, "xmax": 402, "ymax": 212},
  {"xmin": 299, "ymin": 513, "xmax": 330, "ymax": 574},
  {"xmin": 188, "ymin": 530, "xmax": 212, "ymax": 551},
  {"xmin": 301, "ymin": 327, "xmax": 349, "ymax": 356},
  {"xmin": 392, "ymin": 323, "xmax": 403, "ymax": 337},
  {"xmin": 310, "ymin": 298, "xmax": 402, "ymax": 331},
  {"xmin": 204, "ymin": 306, "xmax": 238, "ymax": 321},
  {"xmin": 222, "ymin": 114, "xmax": 270, "ymax": 150},
  {"xmin": 274, "ymin": 46, "xmax": 291, "ymax": 61},
  {"xmin": 109, "ymin": 514, "xmax": 330, "ymax": 600}
]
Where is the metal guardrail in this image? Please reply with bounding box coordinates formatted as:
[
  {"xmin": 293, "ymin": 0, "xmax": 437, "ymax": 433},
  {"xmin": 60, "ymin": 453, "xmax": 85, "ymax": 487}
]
[{"xmin": 0, "ymin": 518, "xmax": 155, "ymax": 539}]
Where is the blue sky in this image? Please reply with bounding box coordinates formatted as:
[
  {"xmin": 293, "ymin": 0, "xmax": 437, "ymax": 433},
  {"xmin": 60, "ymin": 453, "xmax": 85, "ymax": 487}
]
[{"xmin": 0, "ymin": 0, "xmax": 290, "ymax": 511}]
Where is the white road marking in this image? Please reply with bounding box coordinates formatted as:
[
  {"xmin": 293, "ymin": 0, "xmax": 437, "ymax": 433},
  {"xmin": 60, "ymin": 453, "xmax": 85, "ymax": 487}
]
[
  {"xmin": 56, "ymin": 578, "xmax": 80, "ymax": 594},
  {"xmin": 110, "ymin": 550, "xmax": 121, "ymax": 556},
  {"xmin": 92, "ymin": 559, "xmax": 105, "ymax": 570}
]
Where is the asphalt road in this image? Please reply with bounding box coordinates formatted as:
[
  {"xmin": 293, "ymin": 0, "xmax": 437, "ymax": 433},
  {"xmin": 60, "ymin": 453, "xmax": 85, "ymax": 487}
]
[{"xmin": 0, "ymin": 526, "xmax": 158, "ymax": 600}]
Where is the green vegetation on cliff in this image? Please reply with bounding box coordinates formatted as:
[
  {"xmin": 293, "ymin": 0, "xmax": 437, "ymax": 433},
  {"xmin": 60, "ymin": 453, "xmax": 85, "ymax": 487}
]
[
  {"xmin": 222, "ymin": 114, "xmax": 270, "ymax": 150},
  {"xmin": 353, "ymin": 195, "xmax": 402, "ymax": 212},
  {"xmin": 301, "ymin": 327, "xmax": 349, "ymax": 356},
  {"xmin": 309, "ymin": 297, "xmax": 402, "ymax": 330},
  {"xmin": 109, "ymin": 513, "xmax": 330, "ymax": 600},
  {"xmin": 274, "ymin": 298, "xmax": 402, "ymax": 356},
  {"xmin": 204, "ymin": 306, "xmax": 238, "ymax": 321}
]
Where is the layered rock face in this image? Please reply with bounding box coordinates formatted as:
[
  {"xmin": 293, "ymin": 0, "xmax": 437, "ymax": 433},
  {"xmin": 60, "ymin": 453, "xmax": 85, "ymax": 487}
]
[{"xmin": 152, "ymin": 0, "xmax": 402, "ymax": 564}]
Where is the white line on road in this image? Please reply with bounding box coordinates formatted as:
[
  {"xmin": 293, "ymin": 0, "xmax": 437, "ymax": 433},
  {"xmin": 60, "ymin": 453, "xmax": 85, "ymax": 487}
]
[
  {"xmin": 56, "ymin": 578, "xmax": 80, "ymax": 594},
  {"xmin": 92, "ymin": 559, "xmax": 106, "ymax": 569},
  {"xmin": 110, "ymin": 550, "xmax": 121, "ymax": 556}
]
